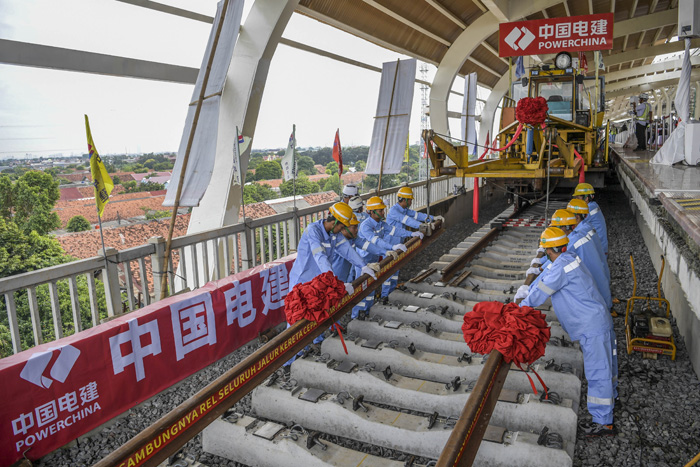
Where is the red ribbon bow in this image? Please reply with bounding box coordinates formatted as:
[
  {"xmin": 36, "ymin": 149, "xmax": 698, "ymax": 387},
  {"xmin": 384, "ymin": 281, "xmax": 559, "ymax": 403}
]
[{"xmin": 462, "ymin": 301, "xmax": 551, "ymax": 395}]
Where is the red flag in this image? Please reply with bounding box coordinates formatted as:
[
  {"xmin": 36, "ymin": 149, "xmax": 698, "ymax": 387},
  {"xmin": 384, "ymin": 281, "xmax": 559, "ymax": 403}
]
[
  {"xmin": 332, "ymin": 129, "xmax": 343, "ymax": 176},
  {"xmin": 578, "ymin": 51, "xmax": 588, "ymax": 74}
]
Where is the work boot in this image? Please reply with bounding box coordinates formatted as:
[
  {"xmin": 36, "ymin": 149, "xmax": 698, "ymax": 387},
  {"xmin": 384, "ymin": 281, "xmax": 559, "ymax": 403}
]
[{"xmin": 580, "ymin": 421, "xmax": 616, "ymax": 437}]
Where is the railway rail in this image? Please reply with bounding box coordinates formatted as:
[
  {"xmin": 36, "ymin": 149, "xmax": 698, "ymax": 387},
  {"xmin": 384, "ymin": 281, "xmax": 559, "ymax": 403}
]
[{"xmin": 96, "ymin": 200, "xmax": 582, "ymax": 467}]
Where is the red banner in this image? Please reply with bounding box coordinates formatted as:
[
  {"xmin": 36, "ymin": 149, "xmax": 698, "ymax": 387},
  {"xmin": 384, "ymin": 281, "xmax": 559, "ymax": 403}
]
[
  {"xmin": 0, "ymin": 257, "xmax": 294, "ymax": 466},
  {"xmin": 499, "ymin": 13, "xmax": 614, "ymax": 57}
]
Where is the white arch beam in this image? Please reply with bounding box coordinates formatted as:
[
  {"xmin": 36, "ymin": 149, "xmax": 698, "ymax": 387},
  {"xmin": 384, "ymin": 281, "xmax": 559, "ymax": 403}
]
[
  {"xmin": 477, "ymin": 72, "xmax": 510, "ymax": 149},
  {"xmin": 606, "ymin": 38, "xmax": 700, "ymax": 68},
  {"xmin": 0, "ymin": 38, "xmax": 198, "ymax": 84},
  {"xmin": 429, "ymin": 0, "xmax": 562, "ymax": 135},
  {"xmin": 606, "ymin": 71, "xmax": 700, "ymax": 99},
  {"xmin": 361, "ymin": 0, "xmax": 450, "ymax": 46},
  {"xmin": 425, "ymin": 0, "xmax": 466, "ymax": 28},
  {"xmin": 605, "ymin": 57, "xmax": 700, "ymax": 83}
]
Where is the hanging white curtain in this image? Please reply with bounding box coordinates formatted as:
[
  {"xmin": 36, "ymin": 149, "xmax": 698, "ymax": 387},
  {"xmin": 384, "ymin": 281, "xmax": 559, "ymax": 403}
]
[
  {"xmin": 651, "ymin": 38, "xmax": 691, "ymax": 165},
  {"xmin": 366, "ymin": 59, "xmax": 417, "ymax": 175},
  {"xmin": 461, "ymin": 72, "xmax": 478, "ymax": 156},
  {"xmin": 164, "ymin": 0, "xmax": 244, "ymax": 206}
]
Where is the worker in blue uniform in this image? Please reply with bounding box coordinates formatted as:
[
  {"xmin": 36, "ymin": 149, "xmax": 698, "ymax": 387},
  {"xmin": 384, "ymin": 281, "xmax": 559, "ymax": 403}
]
[
  {"xmin": 573, "ymin": 183, "xmax": 608, "ymax": 255},
  {"xmin": 288, "ymin": 202, "xmax": 378, "ymax": 290},
  {"xmin": 517, "ymin": 227, "xmax": 618, "ymax": 437},
  {"xmin": 531, "ymin": 209, "xmax": 613, "ymax": 310},
  {"xmin": 351, "ymin": 196, "xmax": 411, "ymax": 319},
  {"xmin": 284, "ymin": 202, "xmax": 379, "ymax": 368},
  {"xmin": 567, "ymin": 199, "xmax": 610, "ymax": 282},
  {"xmin": 331, "ymin": 210, "xmax": 389, "ymax": 283},
  {"xmin": 384, "ymin": 186, "xmax": 444, "ymax": 297}
]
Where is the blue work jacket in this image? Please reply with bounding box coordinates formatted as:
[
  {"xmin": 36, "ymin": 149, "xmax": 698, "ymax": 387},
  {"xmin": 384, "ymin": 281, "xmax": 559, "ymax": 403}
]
[
  {"xmin": 583, "ymin": 201, "xmax": 608, "ymax": 254},
  {"xmin": 357, "ymin": 216, "xmax": 410, "ymax": 263},
  {"xmin": 522, "ymin": 251, "xmax": 613, "ymax": 340},
  {"xmin": 387, "ymin": 203, "xmax": 432, "ymax": 230},
  {"xmin": 288, "ymin": 219, "xmax": 366, "ymax": 289}
]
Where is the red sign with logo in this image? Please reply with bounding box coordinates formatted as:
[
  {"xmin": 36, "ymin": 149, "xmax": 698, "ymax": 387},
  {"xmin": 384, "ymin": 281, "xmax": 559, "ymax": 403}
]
[
  {"xmin": 0, "ymin": 257, "xmax": 294, "ymax": 466},
  {"xmin": 499, "ymin": 13, "xmax": 614, "ymax": 57}
]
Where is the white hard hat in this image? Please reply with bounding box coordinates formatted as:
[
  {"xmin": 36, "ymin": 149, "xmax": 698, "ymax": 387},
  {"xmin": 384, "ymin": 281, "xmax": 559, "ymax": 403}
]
[
  {"xmin": 639, "ymin": 93, "xmax": 649, "ymax": 99},
  {"xmin": 348, "ymin": 195, "xmax": 364, "ymax": 211},
  {"xmin": 342, "ymin": 184, "xmax": 358, "ymax": 197}
]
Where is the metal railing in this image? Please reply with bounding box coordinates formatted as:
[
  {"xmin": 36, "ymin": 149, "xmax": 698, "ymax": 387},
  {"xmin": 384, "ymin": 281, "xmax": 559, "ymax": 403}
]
[{"xmin": 1, "ymin": 177, "xmax": 458, "ymax": 355}]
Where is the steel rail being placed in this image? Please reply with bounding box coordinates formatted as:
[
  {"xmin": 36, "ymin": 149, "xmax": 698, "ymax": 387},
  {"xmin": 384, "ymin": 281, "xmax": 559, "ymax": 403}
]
[
  {"xmin": 440, "ymin": 202, "xmax": 525, "ymax": 282},
  {"xmin": 94, "ymin": 222, "xmax": 444, "ymax": 467}
]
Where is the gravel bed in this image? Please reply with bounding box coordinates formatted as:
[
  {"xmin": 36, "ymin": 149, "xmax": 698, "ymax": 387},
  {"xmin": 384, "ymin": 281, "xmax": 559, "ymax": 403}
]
[
  {"xmin": 573, "ymin": 178, "xmax": 700, "ymax": 467},
  {"xmin": 38, "ymin": 183, "xmax": 700, "ymax": 467}
]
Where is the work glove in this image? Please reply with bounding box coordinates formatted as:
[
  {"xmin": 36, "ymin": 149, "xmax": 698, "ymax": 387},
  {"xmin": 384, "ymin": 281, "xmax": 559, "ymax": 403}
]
[
  {"xmin": 514, "ymin": 285, "xmax": 530, "ymax": 301},
  {"xmin": 344, "ymin": 283, "xmax": 354, "ymax": 296},
  {"xmin": 526, "ymin": 267, "xmax": 541, "ymax": 276},
  {"xmin": 411, "ymin": 231, "xmax": 424, "ymax": 240},
  {"xmin": 360, "ymin": 265, "xmax": 378, "ymax": 280},
  {"xmin": 385, "ymin": 250, "xmax": 399, "ymax": 260},
  {"xmin": 367, "ymin": 262, "xmax": 381, "ymax": 273},
  {"xmin": 392, "ymin": 243, "xmax": 407, "ymax": 253},
  {"xmin": 434, "ymin": 215, "xmax": 445, "ymax": 223},
  {"xmin": 530, "ymin": 258, "xmax": 542, "ymax": 267},
  {"xmin": 537, "ymin": 247, "xmax": 545, "ymax": 254}
]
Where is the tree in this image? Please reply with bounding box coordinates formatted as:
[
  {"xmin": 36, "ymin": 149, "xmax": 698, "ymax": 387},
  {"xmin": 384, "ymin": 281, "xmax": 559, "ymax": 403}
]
[
  {"xmin": 243, "ymin": 183, "xmax": 278, "ymax": 204},
  {"xmin": 67, "ymin": 215, "xmax": 91, "ymax": 232},
  {"xmin": 325, "ymin": 161, "xmax": 339, "ymax": 175},
  {"xmin": 254, "ymin": 160, "xmax": 282, "ymax": 181},
  {"xmin": 112, "ymin": 175, "xmax": 122, "ymax": 185},
  {"xmin": 0, "ymin": 218, "xmax": 68, "ymax": 277},
  {"xmin": 296, "ymin": 155, "xmax": 316, "ymax": 176},
  {"xmin": 323, "ymin": 174, "xmax": 341, "ymax": 195},
  {"xmin": 124, "ymin": 181, "xmax": 165, "ymax": 193},
  {"xmin": 355, "ymin": 160, "xmax": 366, "ymax": 172},
  {"xmin": 247, "ymin": 155, "xmax": 265, "ymax": 171},
  {"xmin": 279, "ymin": 174, "xmax": 320, "ymax": 197},
  {"xmin": 0, "ymin": 171, "xmax": 61, "ymax": 235}
]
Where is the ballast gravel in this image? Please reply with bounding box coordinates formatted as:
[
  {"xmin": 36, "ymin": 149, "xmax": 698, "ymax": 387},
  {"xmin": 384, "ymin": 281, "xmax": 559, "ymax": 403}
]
[{"xmin": 38, "ymin": 181, "xmax": 700, "ymax": 467}]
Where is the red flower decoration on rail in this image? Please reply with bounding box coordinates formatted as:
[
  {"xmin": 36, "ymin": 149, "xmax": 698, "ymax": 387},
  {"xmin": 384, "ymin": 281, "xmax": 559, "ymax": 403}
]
[
  {"xmin": 516, "ymin": 97, "xmax": 549, "ymax": 126},
  {"xmin": 461, "ymin": 301, "xmax": 550, "ymax": 365},
  {"xmin": 284, "ymin": 271, "xmax": 347, "ymax": 325}
]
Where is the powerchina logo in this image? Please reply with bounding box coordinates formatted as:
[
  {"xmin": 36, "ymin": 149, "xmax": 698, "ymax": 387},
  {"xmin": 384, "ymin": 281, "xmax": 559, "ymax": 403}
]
[
  {"xmin": 504, "ymin": 26, "xmax": 535, "ymax": 51},
  {"xmin": 20, "ymin": 345, "xmax": 81, "ymax": 389}
]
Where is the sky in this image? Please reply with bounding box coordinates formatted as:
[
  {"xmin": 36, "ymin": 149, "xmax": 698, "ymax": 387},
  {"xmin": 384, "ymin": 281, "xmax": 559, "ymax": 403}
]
[{"xmin": 0, "ymin": 0, "xmax": 484, "ymax": 159}]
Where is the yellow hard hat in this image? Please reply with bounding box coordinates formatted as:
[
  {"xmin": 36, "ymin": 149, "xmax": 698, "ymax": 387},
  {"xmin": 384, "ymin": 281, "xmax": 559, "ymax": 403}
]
[
  {"xmin": 567, "ymin": 198, "xmax": 589, "ymax": 214},
  {"xmin": 550, "ymin": 209, "xmax": 577, "ymax": 226},
  {"xmin": 329, "ymin": 202, "xmax": 354, "ymax": 227},
  {"xmin": 366, "ymin": 196, "xmax": 386, "ymax": 210},
  {"xmin": 540, "ymin": 227, "xmax": 569, "ymax": 248},
  {"xmin": 397, "ymin": 186, "xmax": 414, "ymax": 199},
  {"xmin": 573, "ymin": 183, "xmax": 595, "ymax": 196},
  {"xmin": 349, "ymin": 213, "xmax": 360, "ymax": 226}
]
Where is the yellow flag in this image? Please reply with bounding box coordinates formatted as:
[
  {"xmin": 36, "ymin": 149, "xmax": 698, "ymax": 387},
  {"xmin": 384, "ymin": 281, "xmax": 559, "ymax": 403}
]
[
  {"xmin": 404, "ymin": 133, "xmax": 410, "ymax": 163},
  {"xmin": 85, "ymin": 115, "xmax": 114, "ymax": 217}
]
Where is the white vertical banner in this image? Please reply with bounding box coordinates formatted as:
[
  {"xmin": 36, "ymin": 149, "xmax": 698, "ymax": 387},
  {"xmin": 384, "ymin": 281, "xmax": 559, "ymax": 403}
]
[
  {"xmin": 281, "ymin": 124, "xmax": 296, "ymax": 181},
  {"xmin": 651, "ymin": 38, "xmax": 691, "ymax": 165},
  {"xmin": 164, "ymin": 0, "xmax": 244, "ymax": 207},
  {"xmin": 461, "ymin": 72, "xmax": 478, "ymax": 155},
  {"xmin": 366, "ymin": 59, "xmax": 417, "ymax": 174}
]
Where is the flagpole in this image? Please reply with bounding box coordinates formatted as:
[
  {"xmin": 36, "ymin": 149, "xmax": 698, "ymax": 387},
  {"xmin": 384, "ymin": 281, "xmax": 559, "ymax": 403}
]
[
  {"xmin": 236, "ymin": 127, "xmax": 247, "ymax": 222},
  {"xmin": 96, "ymin": 210, "xmax": 108, "ymax": 261},
  {"xmin": 377, "ymin": 58, "xmax": 400, "ymax": 193},
  {"xmin": 292, "ymin": 125, "xmax": 297, "ymax": 216},
  {"xmin": 160, "ymin": 0, "xmax": 230, "ymax": 300}
]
